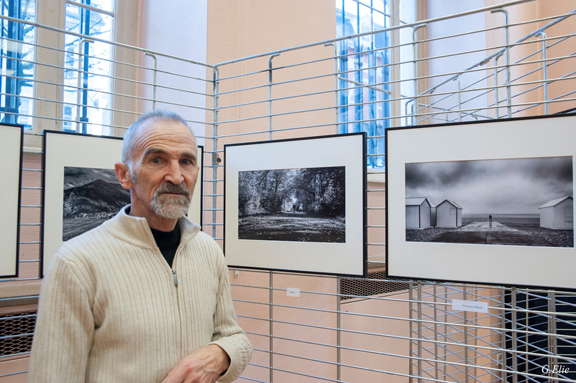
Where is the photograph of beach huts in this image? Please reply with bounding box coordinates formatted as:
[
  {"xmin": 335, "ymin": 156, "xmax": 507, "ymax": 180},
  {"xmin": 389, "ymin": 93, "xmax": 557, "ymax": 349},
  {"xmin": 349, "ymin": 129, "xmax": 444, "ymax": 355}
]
[{"xmin": 405, "ymin": 156, "xmax": 574, "ymax": 247}]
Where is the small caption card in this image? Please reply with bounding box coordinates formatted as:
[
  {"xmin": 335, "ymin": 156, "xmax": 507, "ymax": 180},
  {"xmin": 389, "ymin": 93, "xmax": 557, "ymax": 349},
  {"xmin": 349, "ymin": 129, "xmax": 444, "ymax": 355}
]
[
  {"xmin": 286, "ymin": 287, "xmax": 300, "ymax": 297},
  {"xmin": 452, "ymin": 299, "xmax": 488, "ymax": 313}
]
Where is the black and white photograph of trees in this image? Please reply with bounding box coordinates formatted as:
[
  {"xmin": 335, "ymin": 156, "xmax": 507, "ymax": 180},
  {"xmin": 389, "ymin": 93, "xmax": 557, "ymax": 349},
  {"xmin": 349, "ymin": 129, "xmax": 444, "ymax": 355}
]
[
  {"xmin": 238, "ymin": 166, "xmax": 346, "ymax": 243},
  {"xmin": 63, "ymin": 167, "xmax": 130, "ymax": 241}
]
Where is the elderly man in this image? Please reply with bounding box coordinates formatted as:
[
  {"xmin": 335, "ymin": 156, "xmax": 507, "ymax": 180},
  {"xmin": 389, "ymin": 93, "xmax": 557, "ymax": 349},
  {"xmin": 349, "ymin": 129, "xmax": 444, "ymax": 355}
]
[{"xmin": 29, "ymin": 110, "xmax": 252, "ymax": 382}]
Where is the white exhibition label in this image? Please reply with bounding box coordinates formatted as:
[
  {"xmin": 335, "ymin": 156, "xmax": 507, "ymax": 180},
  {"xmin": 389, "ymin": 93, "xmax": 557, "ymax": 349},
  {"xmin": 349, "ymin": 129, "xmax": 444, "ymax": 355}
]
[
  {"xmin": 452, "ymin": 299, "xmax": 488, "ymax": 313},
  {"xmin": 287, "ymin": 287, "xmax": 300, "ymax": 297}
]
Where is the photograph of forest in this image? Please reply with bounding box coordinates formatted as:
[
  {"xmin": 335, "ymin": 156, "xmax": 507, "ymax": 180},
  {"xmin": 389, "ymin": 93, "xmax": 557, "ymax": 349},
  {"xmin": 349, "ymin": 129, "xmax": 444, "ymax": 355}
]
[{"xmin": 238, "ymin": 166, "xmax": 346, "ymax": 242}]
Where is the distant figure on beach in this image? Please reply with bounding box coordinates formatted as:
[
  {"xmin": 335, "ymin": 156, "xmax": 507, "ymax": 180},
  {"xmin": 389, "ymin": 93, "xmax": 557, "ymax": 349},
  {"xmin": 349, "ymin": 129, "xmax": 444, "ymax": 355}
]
[{"xmin": 489, "ymin": 215, "xmax": 493, "ymax": 228}]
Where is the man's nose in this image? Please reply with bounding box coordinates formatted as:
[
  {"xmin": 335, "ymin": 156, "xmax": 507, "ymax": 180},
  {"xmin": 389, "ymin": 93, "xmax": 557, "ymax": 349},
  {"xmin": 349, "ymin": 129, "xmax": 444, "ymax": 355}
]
[{"xmin": 164, "ymin": 161, "xmax": 184, "ymax": 184}]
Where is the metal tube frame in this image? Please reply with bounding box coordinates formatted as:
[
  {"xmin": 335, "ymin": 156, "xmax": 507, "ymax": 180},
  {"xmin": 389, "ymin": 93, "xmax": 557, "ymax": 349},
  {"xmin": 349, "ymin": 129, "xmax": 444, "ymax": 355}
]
[
  {"xmin": 4, "ymin": 2, "xmax": 576, "ymax": 382},
  {"xmin": 143, "ymin": 52, "xmax": 158, "ymax": 109}
]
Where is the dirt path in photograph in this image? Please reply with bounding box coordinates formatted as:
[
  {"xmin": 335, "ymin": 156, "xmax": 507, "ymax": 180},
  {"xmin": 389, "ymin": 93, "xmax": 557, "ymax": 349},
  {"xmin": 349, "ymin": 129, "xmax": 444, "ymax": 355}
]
[{"xmin": 430, "ymin": 222, "xmax": 553, "ymax": 246}]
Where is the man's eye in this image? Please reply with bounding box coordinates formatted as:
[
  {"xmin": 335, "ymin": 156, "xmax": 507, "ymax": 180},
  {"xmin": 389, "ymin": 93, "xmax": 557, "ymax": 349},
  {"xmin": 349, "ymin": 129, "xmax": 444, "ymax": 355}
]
[
  {"xmin": 181, "ymin": 159, "xmax": 194, "ymax": 166},
  {"xmin": 151, "ymin": 157, "xmax": 161, "ymax": 164}
]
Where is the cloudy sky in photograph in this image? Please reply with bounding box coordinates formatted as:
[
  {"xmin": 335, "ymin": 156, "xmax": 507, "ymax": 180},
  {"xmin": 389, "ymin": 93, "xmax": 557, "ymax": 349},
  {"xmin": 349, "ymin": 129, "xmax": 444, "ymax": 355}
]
[{"xmin": 406, "ymin": 156, "xmax": 573, "ymax": 215}]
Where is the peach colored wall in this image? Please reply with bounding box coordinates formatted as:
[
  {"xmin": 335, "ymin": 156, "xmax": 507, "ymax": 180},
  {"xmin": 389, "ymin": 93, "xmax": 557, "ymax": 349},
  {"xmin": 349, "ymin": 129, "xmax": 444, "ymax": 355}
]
[
  {"xmin": 206, "ymin": 0, "xmax": 338, "ymax": 144},
  {"xmin": 485, "ymin": 0, "xmax": 576, "ymax": 116},
  {"xmin": 0, "ymin": 357, "xmax": 28, "ymax": 383},
  {"xmin": 422, "ymin": 0, "xmax": 576, "ymax": 120},
  {"xmin": 230, "ymin": 270, "xmax": 338, "ymax": 382},
  {"xmin": 522, "ymin": 0, "xmax": 576, "ymax": 114},
  {"xmin": 111, "ymin": 0, "xmax": 142, "ymax": 135},
  {"xmin": 340, "ymin": 290, "xmax": 411, "ymax": 382},
  {"xmin": 207, "ymin": 1, "xmax": 337, "ymax": 64}
]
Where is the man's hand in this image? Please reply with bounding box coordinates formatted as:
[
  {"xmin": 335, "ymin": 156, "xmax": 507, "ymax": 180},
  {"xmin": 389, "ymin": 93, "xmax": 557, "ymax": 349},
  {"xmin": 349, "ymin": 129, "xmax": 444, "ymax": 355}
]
[{"xmin": 161, "ymin": 344, "xmax": 230, "ymax": 383}]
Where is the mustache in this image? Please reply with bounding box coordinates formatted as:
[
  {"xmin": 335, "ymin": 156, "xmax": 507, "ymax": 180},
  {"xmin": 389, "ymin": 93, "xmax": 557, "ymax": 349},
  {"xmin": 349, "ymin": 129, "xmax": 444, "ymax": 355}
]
[{"xmin": 155, "ymin": 183, "xmax": 191, "ymax": 198}]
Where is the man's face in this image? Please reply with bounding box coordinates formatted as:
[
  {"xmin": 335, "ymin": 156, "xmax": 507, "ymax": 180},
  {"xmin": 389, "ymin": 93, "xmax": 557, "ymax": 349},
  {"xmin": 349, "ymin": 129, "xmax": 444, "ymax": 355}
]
[{"xmin": 126, "ymin": 119, "xmax": 199, "ymax": 222}]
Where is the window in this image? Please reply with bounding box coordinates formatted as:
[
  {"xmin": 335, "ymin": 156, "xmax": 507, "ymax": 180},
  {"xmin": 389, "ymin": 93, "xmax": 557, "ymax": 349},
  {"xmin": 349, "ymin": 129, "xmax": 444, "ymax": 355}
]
[
  {"xmin": 336, "ymin": 0, "xmax": 390, "ymax": 169},
  {"xmin": 62, "ymin": 0, "xmax": 114, "ymax": 135},
  {"xmin": 336, "ymin": 0, "xmax": 416, "ymax": 169},
  {"xmin": 0, "ymin": 0, "xmax": 35, "ymax": 129}
]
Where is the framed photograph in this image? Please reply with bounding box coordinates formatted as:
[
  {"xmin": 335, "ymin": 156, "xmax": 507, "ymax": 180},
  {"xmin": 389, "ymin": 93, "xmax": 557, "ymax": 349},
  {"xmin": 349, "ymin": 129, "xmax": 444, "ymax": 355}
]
[
  {"xmin": 42, "ymin": 131, "xmax": 203, "ymax": 276},
  {"xmin": 555, "ymin": 106, "xmax": 576, "ymax": 115},
  {"xmin": 0, "ymin": 123, "xmax": 23, "ymax": 278},
  {"xmin": 386, "ymin": 114, "xmax": 576, "ymax": 290},
  {"xmin": 224, "ymin": 133, "xmax": 366, "ymax": 277}
]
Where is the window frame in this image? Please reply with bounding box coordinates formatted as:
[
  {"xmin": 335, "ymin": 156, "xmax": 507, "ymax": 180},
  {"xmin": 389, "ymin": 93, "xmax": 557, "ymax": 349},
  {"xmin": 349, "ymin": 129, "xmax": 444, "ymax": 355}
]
[
  {"xmin": 0, "ymin": 0, "xmax": 36, "ymax": 129},
  {"xmin": 0, "ymin": 0, "xmax": 138, "ymax": 149},
  {"xmin": 336, "ymin": 0, "xmax": 392, "ymax": 171}
]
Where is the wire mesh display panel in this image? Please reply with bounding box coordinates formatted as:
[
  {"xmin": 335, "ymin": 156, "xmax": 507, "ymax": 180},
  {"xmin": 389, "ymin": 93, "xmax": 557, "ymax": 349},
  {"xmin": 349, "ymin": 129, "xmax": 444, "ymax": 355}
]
[
  {"xmin": 209, "ymin": 1, "xmax": 576, "ymax": 381},
  {"xmin": 2, "ymin": 1, "xmax": 576, "ymax": 382},
  {"xmin": 340, "ymin": 272, "xmax": 410, "ymax": 301},
  {"xmin": 0, "ymin": 311, "xmax": 36, "ymax": 358}
]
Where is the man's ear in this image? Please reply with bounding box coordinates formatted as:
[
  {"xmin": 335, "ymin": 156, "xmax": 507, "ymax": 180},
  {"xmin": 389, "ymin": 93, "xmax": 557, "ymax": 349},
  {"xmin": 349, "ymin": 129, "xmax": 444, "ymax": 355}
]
[{"xmin": 115, "ymin": 162, "xmax": 133, "ymax": 190}]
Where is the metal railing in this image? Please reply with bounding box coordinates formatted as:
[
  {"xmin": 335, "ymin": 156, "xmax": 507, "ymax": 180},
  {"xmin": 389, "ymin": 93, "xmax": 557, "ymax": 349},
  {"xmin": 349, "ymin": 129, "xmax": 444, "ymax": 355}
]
[{"xmin": 2, "ymin": 1, "xmax": 576, "ymax": 382}]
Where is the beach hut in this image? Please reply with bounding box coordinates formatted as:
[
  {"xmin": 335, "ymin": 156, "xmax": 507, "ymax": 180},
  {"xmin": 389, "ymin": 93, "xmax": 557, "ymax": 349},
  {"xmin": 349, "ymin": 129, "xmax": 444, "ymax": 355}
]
[
  {"xmin": 539, "ymin": 196, "xmax": 573, "ymax": 230},
  {"xmin": 406, "ymin": 197, "xmax": 432, "ymax": 229},
  {"xmin": 436, "ymin": 199, "xmax": 463, "ymax": 228}
]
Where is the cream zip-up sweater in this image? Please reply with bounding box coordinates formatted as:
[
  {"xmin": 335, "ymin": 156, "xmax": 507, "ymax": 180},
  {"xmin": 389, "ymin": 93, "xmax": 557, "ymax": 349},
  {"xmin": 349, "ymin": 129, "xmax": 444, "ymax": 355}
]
[{"xmin": 29, "ymin": 207, "xmax": 252, "ymax": 382}]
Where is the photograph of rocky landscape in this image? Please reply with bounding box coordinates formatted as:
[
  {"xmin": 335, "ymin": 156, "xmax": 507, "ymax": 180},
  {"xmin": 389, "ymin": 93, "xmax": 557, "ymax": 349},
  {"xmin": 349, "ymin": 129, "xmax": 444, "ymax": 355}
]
[{"xmin": 62, "ymin": 167, "xmax": 130, "ymax": 241}]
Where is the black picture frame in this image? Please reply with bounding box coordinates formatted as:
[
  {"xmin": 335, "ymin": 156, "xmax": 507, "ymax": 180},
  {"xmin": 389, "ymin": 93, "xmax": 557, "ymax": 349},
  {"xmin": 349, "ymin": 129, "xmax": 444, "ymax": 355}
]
[
  {"xmin": 224, "ymin": 132, "xmax": 367, "ymax": 277},
  {"xmin": 554, "ymin": 106, "xmax": 576, "ymax": 115},
  {"xmin": 41, "ymin": 130, "xmax": 204, "ymax": 277},
  {"xmin": 386, "ymin": 114, "xmax": 576, "ymax": 291},
  {"xmin": 0, "ymin": 123, "xmax": 23, "ymax": 278}
]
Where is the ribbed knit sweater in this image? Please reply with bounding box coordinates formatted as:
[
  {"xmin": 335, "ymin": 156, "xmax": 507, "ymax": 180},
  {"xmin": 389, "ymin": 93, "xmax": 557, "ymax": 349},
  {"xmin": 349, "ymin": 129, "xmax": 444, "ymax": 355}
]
[{"xmin": 29, "ymin": 207, "xmax": 252, "ymax": 382}]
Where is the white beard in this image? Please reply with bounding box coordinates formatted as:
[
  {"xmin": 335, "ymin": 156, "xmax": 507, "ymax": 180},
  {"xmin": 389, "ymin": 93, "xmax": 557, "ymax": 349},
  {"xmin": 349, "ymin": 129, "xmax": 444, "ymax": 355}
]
[{"xmin": 149, "ymin": 184, "xmax": 191, "ymax": 219}]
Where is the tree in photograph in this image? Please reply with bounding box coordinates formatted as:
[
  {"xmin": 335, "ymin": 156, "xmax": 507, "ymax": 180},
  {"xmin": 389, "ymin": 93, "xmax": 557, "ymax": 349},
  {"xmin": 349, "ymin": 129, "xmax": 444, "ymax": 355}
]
[
  {"xmin": 260, "ymin": 170, "xmax": 289, "ymax": 214},
  {"xmin": 296, "ymin": 167, "xmax": 345, "ymax": 217},
  {"xmin": 239, "ymin": 170, "xmax": 270, "ymax": 216},
  {"xmin": 238, "ymin": 167, "xmax": 345, "ymax": 218}
]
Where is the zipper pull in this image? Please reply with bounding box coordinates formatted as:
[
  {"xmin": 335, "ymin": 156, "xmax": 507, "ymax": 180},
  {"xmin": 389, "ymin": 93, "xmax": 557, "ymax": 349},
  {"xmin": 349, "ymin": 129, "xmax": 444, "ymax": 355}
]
[{"xmin": 172, "ymin": 269, "xmax": 178, "ymax": 286}]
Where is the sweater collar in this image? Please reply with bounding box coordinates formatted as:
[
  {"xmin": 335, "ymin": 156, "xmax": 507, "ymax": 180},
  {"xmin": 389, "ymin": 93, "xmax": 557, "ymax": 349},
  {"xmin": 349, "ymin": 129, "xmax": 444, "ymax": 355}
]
[{"xmin": 101, "ymin": 205, "xmax": 200, "ymax": 250}]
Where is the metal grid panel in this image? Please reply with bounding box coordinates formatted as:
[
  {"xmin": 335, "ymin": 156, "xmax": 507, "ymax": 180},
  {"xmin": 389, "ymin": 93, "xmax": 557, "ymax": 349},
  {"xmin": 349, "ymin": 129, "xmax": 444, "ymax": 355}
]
[
  {"xmin": 209, "ymin": 2, "xmax": 576, "ymax": 382},
  {"xmin": 340, "ymin": 272, "xmax": 410, "ymax": 301},
  {"xmin": 0, "ymin": 311, "xmax": 35, "ymax": 357},
  {"xmin": 2, "ymin": 1, "xmax": 576, "ymax": 382}
]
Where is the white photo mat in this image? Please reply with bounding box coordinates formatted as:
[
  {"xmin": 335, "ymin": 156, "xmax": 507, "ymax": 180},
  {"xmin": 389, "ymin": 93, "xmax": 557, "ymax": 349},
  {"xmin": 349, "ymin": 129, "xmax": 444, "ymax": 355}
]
[
  {"xmin": 0, "ymin": 124, "xmax": 22, "ymax": 278},
  {"xmin": 42, "ymin": 131, "xmax": 203, "ymax": 276},
  {"xmin": 386, "ymin": 114, "xmax": 576, "ymax": 290},
  {"xmin": 224, "ymin": 133, "xmax": 366, "ymax": 277}
]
